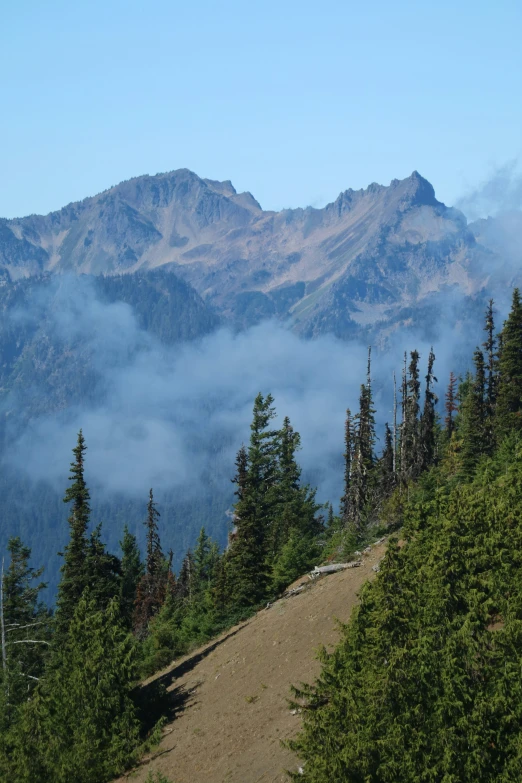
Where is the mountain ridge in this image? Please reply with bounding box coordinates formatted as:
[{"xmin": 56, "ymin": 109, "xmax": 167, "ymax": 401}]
[{"xmin": 0, "ymin": 168, "xmax": 512, "ymax": 337}]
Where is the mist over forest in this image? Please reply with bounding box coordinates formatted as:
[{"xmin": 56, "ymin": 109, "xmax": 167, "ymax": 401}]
[{"xmin": 1, "ymin": 164, "xmax": 522, "ymax": 599}]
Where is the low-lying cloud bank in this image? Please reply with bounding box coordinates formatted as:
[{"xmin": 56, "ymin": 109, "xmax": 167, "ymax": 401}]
[{"xmin": 2, "ymin": 276, "xmax": 477, "ymax": 509}]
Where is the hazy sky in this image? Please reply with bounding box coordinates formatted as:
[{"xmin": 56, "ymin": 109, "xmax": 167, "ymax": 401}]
[{"xmin": 2, "ymin": 0, "xmax": 521, "ymax": 218}]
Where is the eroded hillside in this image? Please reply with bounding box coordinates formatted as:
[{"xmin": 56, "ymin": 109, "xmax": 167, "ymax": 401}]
[{"xmin": 117, "ymin": 541, "xmax": 386, "ymax": 783}]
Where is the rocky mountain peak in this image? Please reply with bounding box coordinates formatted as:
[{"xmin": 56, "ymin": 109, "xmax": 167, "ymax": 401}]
[{"xmin": 390, "ymin": 170, "xmax": 439, "ymax": 209}]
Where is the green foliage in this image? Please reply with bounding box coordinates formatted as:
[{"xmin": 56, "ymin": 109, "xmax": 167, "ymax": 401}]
[
  {"xmin": 54, "ymin": 430, "xmax": 91, "ymax": 639},
  {"xmin": 120, "ymin": 524, "xmax": 144, "ymax": 628},
  {"xmin": 144, "ymin": 770, "xmax": 175, "ymax": 783},
  {"xmin": 3, "ymin": 596, "xmax": 140, "ymax": 783},
  {"xmin": 0, "ymin": 537, "xmax": 51, "ymax": 728},
  {"xmin": 496, "ymin": 287, "xmax": 522, "ymax": 439},
  {"xmin": 271, "ymin": 531, "xmax": 320, "ymax": 593},
  {"xmin": 290, "ymin": 437, "xmax": 522, "ymax": 782}
]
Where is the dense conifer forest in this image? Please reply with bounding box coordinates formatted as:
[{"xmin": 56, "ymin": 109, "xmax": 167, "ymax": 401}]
[{"xmin": 1, "ymin": 291, "xmax": 522, "ymax": 781}]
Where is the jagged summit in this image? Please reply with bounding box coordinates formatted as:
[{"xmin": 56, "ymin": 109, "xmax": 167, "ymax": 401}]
[{"xmin": 0, "ymin": 168, "xmax": 496, "ymax": 338}]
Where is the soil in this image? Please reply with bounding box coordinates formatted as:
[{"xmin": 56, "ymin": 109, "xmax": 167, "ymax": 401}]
[{"xmin": 118, "ymin": 542, "xmax": 386, "ymax": 783}]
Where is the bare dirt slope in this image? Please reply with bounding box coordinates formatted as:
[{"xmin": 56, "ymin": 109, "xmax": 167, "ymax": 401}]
[{"xmin": 118, "ymin": 542, "xmax": 386, "ymax": 783}]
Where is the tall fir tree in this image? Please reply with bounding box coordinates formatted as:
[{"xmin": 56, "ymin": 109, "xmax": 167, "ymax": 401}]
[
  {"xmin": 133, "ymin": 489, "xmax": 166, "ymax": 638},
  {"xmin": 0, "ymin": 538, "xmax": 50, "ymax": 726},
  {"xmin": 54, "ymin": 430, "xmax": 91, "ymax": 640},
  {"xmin": 496, "ymin": 288, "xmax": 522, "ymax": 440},
  {"xmin": 445, "ymin": 371, "xmax": 458, "ymax": 439},
  {"xmin": 483, "ymin": 298, "xmax": 498, "ymax": 416},
  {"xmin": 339, "ymin": 409, "xmax": 354, "ymax": 525},
  {"xmin": 419, "ymin": 348, "xmax": 438, "ymax": 472},
  {"xmin": 119, "ymin": 526, "xmax": 144, "ymax": 629},
  {"xmin": 401, "ymin": 350, "xmax": 421, "ymax": 481},
  {"xmin": 226, "ymin": 394, "xmax": 278, "ymax": 607},
  {"xmin": 459, "ymin": 349, "xmax": 487, "ymax": 478},
  {"xmin": 348, "ymin": 349, "xmax": 376, "ymax": 537}
]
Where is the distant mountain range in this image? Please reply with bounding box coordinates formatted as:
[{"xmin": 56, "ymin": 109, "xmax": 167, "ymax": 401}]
[{"xmin": 1, "ymin": 169, "xmax": 517, "ymax": 340}]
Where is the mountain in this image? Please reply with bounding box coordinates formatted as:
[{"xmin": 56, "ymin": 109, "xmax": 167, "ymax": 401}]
[{"xmin": 0, "ymin": 169, "xmax": 504, "ymax": 338}]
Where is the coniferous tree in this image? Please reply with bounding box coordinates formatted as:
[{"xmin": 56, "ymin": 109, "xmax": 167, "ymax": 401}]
[
  {"xmin": 401, "ymin": 350, "xmax": 421, "ymax": 480},
  {"xmin": 0, "ymin": 538, "xmax": 50, "ymax": 725},
  {"xmin": 8, "ymin": 596, "xmax": 140, "ymax": 783},
  {"xmin": 84, "ymin": 524, "xmax": 121, "ymax": 612},
  {"xmin": 496, "ymin": 288, "xmax": 522, "ymax": 440},
  {"xmin": 348, "ymin": 350, "xmax": 376, "ymax": 537},
  {"xmin": 268, "ymin": 416, "xmax": 314, "ymax": 559},
  {"xmin": 445, "ymin": 371, "xmax": 458, "ymax": 439},
  {"xmin": 54, "ymin": 430, "xmax": 91, "ymax": 640},
  {"xmin": 420, "ymin": 348, "xmax": 438, "ymax": 472},
  {"xmin": 483, "ymin": 298, "xmax": 498, "ymax": 420},
  {"xmin": 194, "ymin": 528, "xmax": 219, "ymax": 595},
  {"xmin": 226, "ymin": 394, "xmax": 278, "ymax": 607},
  {"xmin": 459, "ymin": 349, "xmax": 487, "ymax": 478},
  {"xmin": 339, "ymin": 409, "xmax": 354, "ymax": 525},
  {"xmin": 120, "ymin": 526, "xmax": 144, "ymax": 629},
  {"xmin": 133, "ymin": 489, "xmax": 166, "ymax": 638},
  {"xmin": 379, "ymin": 423, "xmax": 395, "ymax": 492}
]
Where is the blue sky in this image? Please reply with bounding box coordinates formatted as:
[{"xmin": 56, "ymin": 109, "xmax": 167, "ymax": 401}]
[{"xmin": 2, "ymin": 0, "xmax": 521, "ymax": 218}]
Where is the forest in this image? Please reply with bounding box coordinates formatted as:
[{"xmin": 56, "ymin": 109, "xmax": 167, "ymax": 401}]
[{"xmin": 1, "ymin": 290, "xmax": 522, "ymax": 782}]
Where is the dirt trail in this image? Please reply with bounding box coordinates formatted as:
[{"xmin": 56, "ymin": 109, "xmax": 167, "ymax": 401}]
[{"xmin": 119, "ymin": 543, "xmax": 386, "ymax": 783}]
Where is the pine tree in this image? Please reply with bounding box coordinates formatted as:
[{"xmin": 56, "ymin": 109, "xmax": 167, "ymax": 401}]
[
  {"xmin": 459, "ymin": 349, "xmax": 487, "ymax": 478},
  {"xmin": 9, "ymin": 596, "xmax": 140, "ymax": 783},
  {"xmin": 54, "ymin": 430, "xmax": 91, "ymax": 640},
  {"xmin": 0, "ymin": 538, "xmax": 50, "ymax": 725},
  {"xmin": 445, "ymin": 371, "xmax": 458, "ymax": 439},
  {"xmin": 194, "ymin": 528, "xmax": 219, "ymax": 595},
  {"xmin": 348, "ymin": 349, "xmax": 376, "ymax": 537},
  {"xmin": 496, "ymin": 288, "xmax": 522, "ymax": 440},
  {"xmin": 84, "ymin": 525, "xmax": 121, "ymax": 612},
  {"xmin": 483, "ymin": 298, "xmax": 498, "ymax": 415},
  {"xmin": 177, "ymin": 550, "xmax": 195, "ymax": 602},
  {"xmin": 339, "ymin": 409, "xmax": 354, "ymax": 525},
  {"xmin": 267, "ymin": 416, "xmax": 303, "ymax": 557},
  {"xmin": 133, "ymin": 489, "xmax": 166, "ymax": 638},
  {"xmin": 420, "ymin": 348, "xmax": 438, "ymax": 472},
  {"xmin": 402, "ymin": 350, "xmax": 421, "ymax": 480},
  {"xmin": 120, "ymin": 526, "xmax": 144, "ymax": 629},
  {"xmin": 379, "ymin": 422, "xmax": 395, "ymax": 491},
  {"xmin": 226, "ymin": 394, "xmax": 278, "ymax": 607}
]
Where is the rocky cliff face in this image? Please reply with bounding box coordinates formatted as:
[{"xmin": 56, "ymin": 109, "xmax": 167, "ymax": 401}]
[{"xmin": 0, "ymin": 169, "xmax": 505, "ymax": 336}]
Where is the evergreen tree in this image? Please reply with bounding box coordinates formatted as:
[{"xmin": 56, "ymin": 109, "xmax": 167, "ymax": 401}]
[
  {"xmin": 419, "ymin": 347, "xmax": 438, "ymax": 472},
  {"xmin": 133, "ymin": 489, "xmax": 166, "ymax": 638},
  {"xmin": 54, "ymin": 430, "xmax": 91, "ymax": 640},
  {"xmin": 84, "ymin": 524, "xmax": 121, "ymax": 612},
  {"xmin": 402, "ymin": 349, "xmax": 421, "ymax": 480},
  {"xmin": 8, "ymin": 596, "xmax": 140, "ymax": 783},
  {"xmin": 348, "ymin": 350, "xmax": 376, "ymax": 537},
  {"xmin": 120, "ymin": 526, "xmax": 144, "ymax": 629},
  {"xmin": 176, "ymin": 550, "xmax": 195, "ymax": 602},
  {"xmin": 445, "ymin": 371, "xmax": 458, "ymax": 439},
  {"xmin": 496, "ymin": 288, "xmax": 522, "ymax": 440},
  {"xmin": 339, "ymin": 409, "xmax": 353, "ymax": 525},
  {"xmin": 483, "ymin": 298, "xmax": 498, "ymax": 420},
  {"xmin": 194, "ymin": 528, "xmax": 219, "ymax": 594},
  {"xmin": 226, "ymin": 394, "xmax": 278, "ymax": 607},
  {"xmin": 267, "ymin": 416, "xmax": 303, "ymax": 557},
  {"xmin": 459, "ymin": 349, "xmax": 487, "ymax": 478},
  {"xmin": 378, "ymin": 422, "xmax": 395, "ymax": 492},
  {"xmin": 0, "ymin": 538, "xmax": 50, "ymax": 725}
]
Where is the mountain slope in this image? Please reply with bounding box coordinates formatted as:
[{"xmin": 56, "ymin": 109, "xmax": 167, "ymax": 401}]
[
  {"xmin": 115, "ymin": 542, "xmax": 386, "ymax": 783},
  {"xmin": 0, "ymin": 170, "xmax": 499, "ymax": 336}
]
